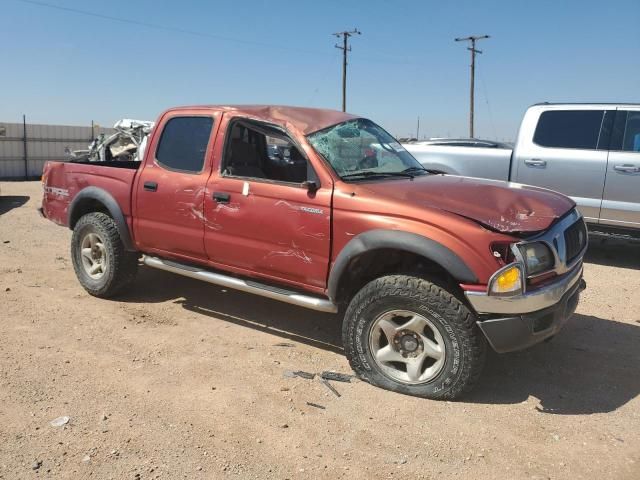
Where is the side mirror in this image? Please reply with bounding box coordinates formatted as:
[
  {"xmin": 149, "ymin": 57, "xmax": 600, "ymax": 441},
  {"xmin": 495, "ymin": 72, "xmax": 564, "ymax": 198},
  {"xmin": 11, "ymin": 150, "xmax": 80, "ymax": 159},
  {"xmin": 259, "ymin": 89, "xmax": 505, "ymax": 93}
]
[{"xmin": 301, "ymin": 180, "xmax": 318, "ymax": 193}]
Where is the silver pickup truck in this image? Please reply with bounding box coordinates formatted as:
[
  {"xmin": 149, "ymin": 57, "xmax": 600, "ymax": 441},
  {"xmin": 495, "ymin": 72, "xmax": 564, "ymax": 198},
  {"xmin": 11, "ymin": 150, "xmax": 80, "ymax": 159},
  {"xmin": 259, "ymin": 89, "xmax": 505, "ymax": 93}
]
[{"xmin": 405, "ymin": 103, "xmax": 640, "ymax": 236}]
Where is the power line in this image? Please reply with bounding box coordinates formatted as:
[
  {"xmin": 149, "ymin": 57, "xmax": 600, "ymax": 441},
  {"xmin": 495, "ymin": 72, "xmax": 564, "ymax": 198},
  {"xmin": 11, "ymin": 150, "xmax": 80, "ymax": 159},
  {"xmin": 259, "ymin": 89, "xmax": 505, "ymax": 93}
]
[
  {"xmin": 334, "ymin": 29, "xmax": 361, "ymax": 112},
  {"xmin": 478, "ymin": 64, "xmax": 497, "ymax": 141},
  {"xmin": 454, "ymin": 34, "xmax": 490, "ymax": 138},
  {"xmin": 306, "ymin": 51, "xmax": 341, "ymax": 106},
  {"xmin": 13, "ymin": 0, "xmax": 415, "ymax": 67},
  {"xmin": 13, "ymin": 0, "xmax": 332, "ymax": 57}
]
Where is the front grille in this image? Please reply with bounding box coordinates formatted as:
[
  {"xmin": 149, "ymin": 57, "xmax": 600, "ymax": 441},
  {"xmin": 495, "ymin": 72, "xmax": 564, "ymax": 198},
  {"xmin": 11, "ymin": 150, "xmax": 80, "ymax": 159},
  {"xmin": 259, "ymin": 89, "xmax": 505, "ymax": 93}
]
[{"xmin": 564, "ymin": 219, "xmax": 587, "ymax": 263}]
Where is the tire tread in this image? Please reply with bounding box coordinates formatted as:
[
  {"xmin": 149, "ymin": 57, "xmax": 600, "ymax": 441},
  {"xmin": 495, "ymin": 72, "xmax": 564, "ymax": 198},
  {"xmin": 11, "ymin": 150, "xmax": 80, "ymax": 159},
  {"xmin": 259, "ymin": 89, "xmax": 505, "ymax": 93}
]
[
  {"xmin": 343, "ymin": 274, "xmax": 486, "ymax": 400},
  {"xmin": 71, "ymin": 212, "xmax": 138, "ymax": 298}
]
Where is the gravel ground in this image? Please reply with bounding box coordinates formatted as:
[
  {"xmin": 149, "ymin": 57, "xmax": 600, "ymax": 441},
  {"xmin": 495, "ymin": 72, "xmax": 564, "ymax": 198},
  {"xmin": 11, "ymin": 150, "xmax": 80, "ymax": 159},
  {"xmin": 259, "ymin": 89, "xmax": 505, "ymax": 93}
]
[{"xmin": 0, "ymin": 181, "xmax": 639, "ymax": 480}]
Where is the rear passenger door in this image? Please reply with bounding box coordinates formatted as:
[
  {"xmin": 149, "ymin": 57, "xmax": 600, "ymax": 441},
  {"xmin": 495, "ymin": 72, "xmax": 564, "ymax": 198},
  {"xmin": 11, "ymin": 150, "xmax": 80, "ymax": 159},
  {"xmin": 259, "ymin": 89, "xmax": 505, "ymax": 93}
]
[
  {"xmin": 134, "ymin": 112, "xmax": 219, "ymax": 260},
  {"xmin": 513, "ymin": 109, "xmax": 610, "ymax": 223},
  {"xmin": 600, "ymin": 108, "xmax": 640, "ymax": 228}
]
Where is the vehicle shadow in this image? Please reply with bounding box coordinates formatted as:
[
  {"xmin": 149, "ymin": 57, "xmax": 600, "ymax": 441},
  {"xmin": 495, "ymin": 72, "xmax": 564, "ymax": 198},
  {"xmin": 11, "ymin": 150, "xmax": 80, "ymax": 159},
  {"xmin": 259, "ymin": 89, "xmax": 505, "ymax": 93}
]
[
  {"xmin": 0, "ymin": 195, "xmax": 30, "ymax": 216},
  {"xmin": 466, "ymin": 314, "xmax": 640, "ymax": 414},
  {"xmin": 119, "ymin": 268, "xmax": 640, "ymax": 414},
  {"xmin": 119, "ymin": 267, "xmax": 344, "ymax": 354},
  {"xmin": 584, "ymin": 235, "xmax": 640, "ymax": 269}
]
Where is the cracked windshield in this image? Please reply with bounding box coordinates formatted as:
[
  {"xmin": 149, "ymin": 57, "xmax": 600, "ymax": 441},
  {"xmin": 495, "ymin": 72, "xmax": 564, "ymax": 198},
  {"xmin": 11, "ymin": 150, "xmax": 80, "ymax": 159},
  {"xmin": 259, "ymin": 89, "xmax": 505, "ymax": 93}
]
[{"xmin": 307, "ymin": 118, "xmax": 427, "ymax": 180}]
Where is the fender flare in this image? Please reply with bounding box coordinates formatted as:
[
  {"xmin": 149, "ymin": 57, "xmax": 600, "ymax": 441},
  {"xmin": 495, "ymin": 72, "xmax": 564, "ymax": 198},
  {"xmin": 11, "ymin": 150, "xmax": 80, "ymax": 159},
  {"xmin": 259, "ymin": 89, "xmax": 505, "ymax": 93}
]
[
  {"xmin": 327, "ymin": 229, "xmax": 478, "ymax": 301},
  {"xmin": 68, "ymin": 186, "xmax": 136, "ymax": 251}
]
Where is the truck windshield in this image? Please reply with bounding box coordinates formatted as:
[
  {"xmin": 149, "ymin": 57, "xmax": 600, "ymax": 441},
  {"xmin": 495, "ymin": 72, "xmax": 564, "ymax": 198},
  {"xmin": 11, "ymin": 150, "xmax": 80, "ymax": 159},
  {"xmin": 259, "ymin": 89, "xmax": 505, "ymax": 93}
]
[{"xmin": 307, "ymin": 118, "xmax": 428, "ymax": 181}]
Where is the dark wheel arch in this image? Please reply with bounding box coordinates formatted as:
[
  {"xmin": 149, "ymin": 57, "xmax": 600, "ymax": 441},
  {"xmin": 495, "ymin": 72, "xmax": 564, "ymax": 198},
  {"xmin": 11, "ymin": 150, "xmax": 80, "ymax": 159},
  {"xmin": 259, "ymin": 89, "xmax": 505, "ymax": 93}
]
[
  {"xmin": 68, "ymin": 187, "xmax": 135, "ymax": 251},
  {"xmin": 327, "ymin": 229, "xmax": 477, "ymax": 302}
]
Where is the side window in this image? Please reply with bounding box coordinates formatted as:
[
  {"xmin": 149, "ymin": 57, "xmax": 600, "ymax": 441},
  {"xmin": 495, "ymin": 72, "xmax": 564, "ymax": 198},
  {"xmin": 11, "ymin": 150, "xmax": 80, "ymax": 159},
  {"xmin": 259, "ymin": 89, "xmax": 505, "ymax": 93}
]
[
  {"xmin": 533, "ymin": 110, "xmax": 604, "ymax": 150},
  {"xmin": 621, "ymin": 112, "xmax": 640, "ymax": 152},
  {"xmin": 223, "ymin": 121, "xmax": 315, "ymax": 184},
  {"xmin": 156, "ymin": 116, "xmax": 214, "ymax": 172}
]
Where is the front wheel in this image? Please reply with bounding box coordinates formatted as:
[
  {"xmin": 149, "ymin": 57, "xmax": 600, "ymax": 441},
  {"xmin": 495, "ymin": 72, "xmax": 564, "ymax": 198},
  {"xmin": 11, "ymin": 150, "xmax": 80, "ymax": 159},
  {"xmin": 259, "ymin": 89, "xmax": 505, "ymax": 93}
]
[
  {"xmin": 342, "ymin": 275, "xmax": 486, "ymax": 400},
  {"xmin": 71, "ymin": 212, "xmax": 138, "ymax": 298}
]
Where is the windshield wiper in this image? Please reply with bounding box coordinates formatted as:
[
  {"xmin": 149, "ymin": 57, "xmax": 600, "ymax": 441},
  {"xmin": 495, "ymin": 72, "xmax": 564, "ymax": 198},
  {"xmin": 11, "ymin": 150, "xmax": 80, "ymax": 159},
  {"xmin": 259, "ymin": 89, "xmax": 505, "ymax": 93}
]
[
  {"xmin": 341, "ymin": 171, "xmax": 415, "ymax": 180},
  {"xmin": 401, "ymin": 166, "xmax": 429, "ymax": 175}
]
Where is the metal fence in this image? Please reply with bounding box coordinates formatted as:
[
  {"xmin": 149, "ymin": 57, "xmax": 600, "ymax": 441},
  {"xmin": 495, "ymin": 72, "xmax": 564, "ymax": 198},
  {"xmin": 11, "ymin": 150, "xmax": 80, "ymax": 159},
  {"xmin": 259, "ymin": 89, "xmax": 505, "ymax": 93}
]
[{"xmin": 0, "ymin": 116, "xmax": 114, "ymax": 180}]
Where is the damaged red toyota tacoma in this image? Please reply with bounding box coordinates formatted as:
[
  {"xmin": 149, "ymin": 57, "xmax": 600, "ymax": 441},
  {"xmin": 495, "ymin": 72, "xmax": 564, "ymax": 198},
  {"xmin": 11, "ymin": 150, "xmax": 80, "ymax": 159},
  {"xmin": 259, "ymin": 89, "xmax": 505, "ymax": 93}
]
[{"xmin": 40, "ymin": 106, "xmax": 587, "ymax": 399}]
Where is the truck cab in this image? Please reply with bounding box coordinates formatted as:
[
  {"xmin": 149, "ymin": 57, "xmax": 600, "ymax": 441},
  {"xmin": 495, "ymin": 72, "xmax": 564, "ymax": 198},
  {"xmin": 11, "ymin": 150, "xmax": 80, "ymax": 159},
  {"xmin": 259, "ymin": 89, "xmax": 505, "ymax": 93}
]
[{"xmin": 512, "ymin": 103, "xmax": 640, "ymax": 232}]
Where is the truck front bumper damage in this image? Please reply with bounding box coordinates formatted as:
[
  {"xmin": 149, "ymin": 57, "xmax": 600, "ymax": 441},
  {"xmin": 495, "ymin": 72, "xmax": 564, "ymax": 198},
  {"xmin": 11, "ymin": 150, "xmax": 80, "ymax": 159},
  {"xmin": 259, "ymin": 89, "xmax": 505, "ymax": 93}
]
[{"xmin": 464, "ymin": 264, "xmax": 585, "ymax": 353}]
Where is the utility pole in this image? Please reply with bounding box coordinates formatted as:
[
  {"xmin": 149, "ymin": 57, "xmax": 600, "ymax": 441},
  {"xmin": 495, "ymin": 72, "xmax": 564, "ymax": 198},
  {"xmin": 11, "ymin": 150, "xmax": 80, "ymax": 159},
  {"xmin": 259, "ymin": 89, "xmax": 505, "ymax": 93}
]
[
  {"xmin": 416, "ymin": 116, "xmax": 420, "ymax": 140},
  {"xmin": 334, "ymin": 28, "xmax": 361, "ymax": 112},
  {"xmin": 454, "ymin": 35, "xmax": 490, "ymax": 138}
]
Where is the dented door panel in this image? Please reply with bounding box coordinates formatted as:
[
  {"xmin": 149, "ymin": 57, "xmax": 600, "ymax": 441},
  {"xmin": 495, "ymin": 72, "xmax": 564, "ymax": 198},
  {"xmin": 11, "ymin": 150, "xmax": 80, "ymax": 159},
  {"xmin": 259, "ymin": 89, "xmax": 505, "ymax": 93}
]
[{"xmin": 204, "ymin": 177, "xmax": 332, "ymax": 289}]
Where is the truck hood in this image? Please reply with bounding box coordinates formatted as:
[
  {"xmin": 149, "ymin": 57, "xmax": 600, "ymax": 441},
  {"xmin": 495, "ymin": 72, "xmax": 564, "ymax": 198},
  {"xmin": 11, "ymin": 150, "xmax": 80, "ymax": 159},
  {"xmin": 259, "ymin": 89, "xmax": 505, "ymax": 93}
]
[{"xmin": 355, "ymin": 174, "xmax": 576, "ymax": 233}]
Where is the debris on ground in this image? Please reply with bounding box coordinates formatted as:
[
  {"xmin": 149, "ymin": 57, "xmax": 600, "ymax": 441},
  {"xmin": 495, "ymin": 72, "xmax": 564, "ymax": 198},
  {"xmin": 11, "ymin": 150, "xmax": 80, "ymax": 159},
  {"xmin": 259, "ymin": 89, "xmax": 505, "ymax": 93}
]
[
  {"xmin": 31, "ymin": 460, "xmax": 42, "ymax": 471},
  {"xmin": 321, "ymin": 379, "xmax": 341, "ymax": 398},
  {"xmin": 320, "ymin": 371, "xmax": 353, "ymax": 383},
  {"xmin": 273, "ymin": 342, "xmax": 296, "ymax": 347},
  {"xmin": 306, "ymin": 402, "xmax": 326, "ymax": 410},
  {"xmin": 50, "ymin": 416, "xmax": 70, "ymax": 427},
  {"xmin": 283, "ymin": 370, "xmax": 315, "ymax": 380}
]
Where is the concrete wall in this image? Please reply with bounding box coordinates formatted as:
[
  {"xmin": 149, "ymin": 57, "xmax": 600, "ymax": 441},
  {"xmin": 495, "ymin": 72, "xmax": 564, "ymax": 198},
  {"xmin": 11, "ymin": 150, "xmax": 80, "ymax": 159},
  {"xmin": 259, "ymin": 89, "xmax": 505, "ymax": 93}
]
[{"xmin": 0, "ymin": 120, "xmax": 114, "ymax": 180}]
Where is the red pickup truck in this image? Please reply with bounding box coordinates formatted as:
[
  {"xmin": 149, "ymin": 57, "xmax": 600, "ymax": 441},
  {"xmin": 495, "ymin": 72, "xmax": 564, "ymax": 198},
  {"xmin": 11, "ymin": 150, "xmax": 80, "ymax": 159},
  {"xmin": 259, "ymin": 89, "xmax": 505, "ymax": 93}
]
[{"xmin": 41, "ymin": 105, "xmax": 587, "ymax": 399}]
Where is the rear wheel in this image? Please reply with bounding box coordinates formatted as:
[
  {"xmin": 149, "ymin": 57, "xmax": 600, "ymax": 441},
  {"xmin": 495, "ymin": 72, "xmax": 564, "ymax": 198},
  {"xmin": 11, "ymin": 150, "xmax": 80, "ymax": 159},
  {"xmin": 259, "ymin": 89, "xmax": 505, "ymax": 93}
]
[
  {"xmin": 71, "ymin": 212, "xmax": 138, "ymax": 298},
  {"xmin": 342, "ymin": 275, "xmax": 486, "ymax": 399}
]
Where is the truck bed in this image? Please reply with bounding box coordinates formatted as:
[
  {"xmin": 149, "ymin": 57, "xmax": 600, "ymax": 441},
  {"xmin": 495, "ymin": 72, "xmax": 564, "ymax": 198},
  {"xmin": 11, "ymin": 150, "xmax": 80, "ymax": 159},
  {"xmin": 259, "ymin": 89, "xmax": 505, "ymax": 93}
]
[
  {"xmin": 41, "ymin": 160, "xmax": 139, "ymax": 228},
  {"xmin": 403, "ymin": 143, "xmax": 512, "ymax": 181}
]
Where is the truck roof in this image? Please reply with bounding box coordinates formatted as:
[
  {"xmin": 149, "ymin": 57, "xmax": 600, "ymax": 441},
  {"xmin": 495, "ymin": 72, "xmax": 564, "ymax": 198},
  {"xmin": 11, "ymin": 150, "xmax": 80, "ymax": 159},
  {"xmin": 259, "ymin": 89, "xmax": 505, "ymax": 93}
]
[
  {"xmin": 531, "ymin": 102, "xmax": 640, "ymax": 108},
  {"xmin": 164, "ymin": 105, "xmax": 358, "ymax": 135}
]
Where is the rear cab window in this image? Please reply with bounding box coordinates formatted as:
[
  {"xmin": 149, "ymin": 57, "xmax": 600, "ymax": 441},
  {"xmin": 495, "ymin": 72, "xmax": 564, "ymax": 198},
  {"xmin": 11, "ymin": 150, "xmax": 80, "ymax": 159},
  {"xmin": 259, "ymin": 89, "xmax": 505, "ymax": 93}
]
[
  {"xmin": 533, "ymin": 110, "xmax": 605, "ymax": 150},
  {"xmin": 156, "ymin": 116, "xmax": 214, "ymax": 173}
]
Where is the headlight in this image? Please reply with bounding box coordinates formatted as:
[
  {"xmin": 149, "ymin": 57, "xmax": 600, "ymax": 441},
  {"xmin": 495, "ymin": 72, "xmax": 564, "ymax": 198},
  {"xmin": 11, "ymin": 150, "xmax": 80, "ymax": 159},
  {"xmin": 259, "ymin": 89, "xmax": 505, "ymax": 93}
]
[
  {"xmin": 519, "ymin": 242, "xmax": 554, "ymax": 275},
  {"xmin": 488, "ymin": 263, "xmax": 523, "ymax": 296}
]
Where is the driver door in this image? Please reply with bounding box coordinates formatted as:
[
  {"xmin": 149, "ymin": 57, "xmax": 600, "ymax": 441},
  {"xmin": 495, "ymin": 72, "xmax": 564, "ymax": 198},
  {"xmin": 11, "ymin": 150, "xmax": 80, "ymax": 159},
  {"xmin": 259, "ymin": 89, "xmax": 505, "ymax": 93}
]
[{"xmin": 203, "ymin": 116, "xmax": 333, "ymax": 291}]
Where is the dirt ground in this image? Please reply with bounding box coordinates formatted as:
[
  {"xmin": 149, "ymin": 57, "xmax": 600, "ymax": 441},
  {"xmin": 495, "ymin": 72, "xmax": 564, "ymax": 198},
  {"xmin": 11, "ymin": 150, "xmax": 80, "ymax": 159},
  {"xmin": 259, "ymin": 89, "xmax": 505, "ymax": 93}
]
[{"xmin": 0, "ymin": 181, "xmax": 639, "ymax": 480}]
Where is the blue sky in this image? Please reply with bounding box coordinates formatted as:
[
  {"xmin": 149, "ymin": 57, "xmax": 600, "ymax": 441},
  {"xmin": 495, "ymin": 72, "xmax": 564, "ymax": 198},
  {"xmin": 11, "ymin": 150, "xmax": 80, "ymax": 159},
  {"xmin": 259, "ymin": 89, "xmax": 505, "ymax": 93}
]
[{"xmin": 1, "ymin": 0, "xmax": 639, "ymax": 140}]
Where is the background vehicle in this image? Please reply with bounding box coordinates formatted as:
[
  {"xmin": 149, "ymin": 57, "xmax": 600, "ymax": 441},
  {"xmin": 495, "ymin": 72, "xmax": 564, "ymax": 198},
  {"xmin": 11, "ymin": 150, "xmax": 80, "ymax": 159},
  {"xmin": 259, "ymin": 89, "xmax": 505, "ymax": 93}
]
[
  {"xmin": 403, "ymin": 138, "xmax": 513, "ymax": 180},
  {"xmin": 40, "ymin": 105, "xmax": 587, "ymax": 400},
  {"xmin": 405, "ymin": 103, "xmax": 640, "ymax": 237}
]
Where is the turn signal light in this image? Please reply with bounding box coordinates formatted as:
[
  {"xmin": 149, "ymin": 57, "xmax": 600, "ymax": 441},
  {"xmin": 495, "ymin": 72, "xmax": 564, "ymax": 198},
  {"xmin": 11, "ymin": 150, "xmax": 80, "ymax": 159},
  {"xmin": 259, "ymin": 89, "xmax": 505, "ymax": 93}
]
[{"xmin": 489, "ymin": 264, "xmax": 523, "ymax": 296}]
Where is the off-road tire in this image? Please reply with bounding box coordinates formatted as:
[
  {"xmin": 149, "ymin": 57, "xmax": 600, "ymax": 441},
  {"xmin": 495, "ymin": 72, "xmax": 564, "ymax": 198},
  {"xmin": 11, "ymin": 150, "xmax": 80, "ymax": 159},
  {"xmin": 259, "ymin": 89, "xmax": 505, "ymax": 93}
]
[
  {"xmin": 71, "ymin": 212, "xmax": 138, "ymax": 298},
  {"xmin": 343, "ymin": 275, "xmax": 486, "ymax": 400}
]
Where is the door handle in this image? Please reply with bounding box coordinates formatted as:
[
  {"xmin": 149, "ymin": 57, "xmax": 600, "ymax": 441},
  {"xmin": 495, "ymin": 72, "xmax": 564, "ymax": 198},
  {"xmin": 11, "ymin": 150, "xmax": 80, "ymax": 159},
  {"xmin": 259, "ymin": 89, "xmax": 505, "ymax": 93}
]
[
  {"xmin": 143, "ymin": 181, "xmax": 158, "ymax": 192},
  {"xmin": 613, "ymin": 164, "xmax": 640, "ymax": 173},
  {"xmin": 524, "ymin": 158, "xmax": 547, "ymax": 168},
  {"xmin": 213, "ymin": 192, "xmax": 230, "ymax": 203}
]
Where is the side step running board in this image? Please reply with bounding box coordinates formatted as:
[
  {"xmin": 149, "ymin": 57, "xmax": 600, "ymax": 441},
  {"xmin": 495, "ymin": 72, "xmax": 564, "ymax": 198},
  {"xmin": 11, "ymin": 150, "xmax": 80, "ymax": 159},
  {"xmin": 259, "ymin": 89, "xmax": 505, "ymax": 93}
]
[{"xmin": 142, "ymin": 256, "xmax": 338, "ymax": 314}]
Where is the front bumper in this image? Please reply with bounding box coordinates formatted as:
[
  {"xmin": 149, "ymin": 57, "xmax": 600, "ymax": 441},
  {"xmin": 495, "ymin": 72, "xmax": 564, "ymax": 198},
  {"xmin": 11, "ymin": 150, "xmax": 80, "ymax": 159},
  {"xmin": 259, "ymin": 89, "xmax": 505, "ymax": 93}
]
[
  {"xmin": 465, "ymin": 263, "xmax": 583, "ymax": 315},
  {"xmin": 464, "ymin": 265, "xmax": 585, "ymax": 353}
]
